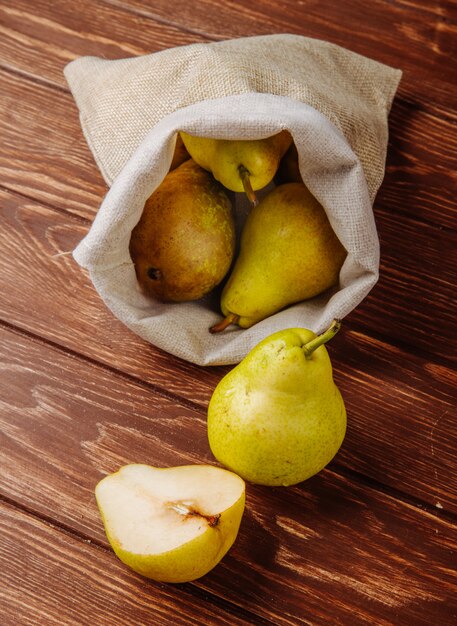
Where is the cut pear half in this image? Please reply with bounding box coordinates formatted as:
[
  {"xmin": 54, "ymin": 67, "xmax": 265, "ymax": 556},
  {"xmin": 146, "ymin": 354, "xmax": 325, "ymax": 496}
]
[{"xmin": 95, "ymin": 464, "xmax": 246, "ymax": 583}]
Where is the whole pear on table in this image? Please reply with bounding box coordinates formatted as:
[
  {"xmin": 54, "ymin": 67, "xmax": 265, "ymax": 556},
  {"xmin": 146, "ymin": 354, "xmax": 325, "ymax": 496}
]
[
  {"xmin": 208, "ymin": 320, "xmax": 346, "ymax": 486},
  {"xmin": 211, "ymin": 182, "xmax": 347, "ymax": 332},
  {"xmin": 96, "ymin": 464, "xmax": 245, "ymax": 583},
  {"xmin": 180, "ymin": 130, "xmax": 292, "ymax": 204},
  {"xmin": 129, "ymin": 159, "xmax": 235, "ymax": 302}
]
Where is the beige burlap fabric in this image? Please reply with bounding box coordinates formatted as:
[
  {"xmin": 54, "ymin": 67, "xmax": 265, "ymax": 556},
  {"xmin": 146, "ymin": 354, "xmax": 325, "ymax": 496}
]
[{"xmin": 64, "ymin": 34, "xmax": 401, "ymax": 365}]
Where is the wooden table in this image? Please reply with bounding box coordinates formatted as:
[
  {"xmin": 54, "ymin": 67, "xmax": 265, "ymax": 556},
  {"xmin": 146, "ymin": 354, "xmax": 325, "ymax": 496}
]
[{"xmin": 1, "ymin": 1, "xmax": 456, "ymax": 624}]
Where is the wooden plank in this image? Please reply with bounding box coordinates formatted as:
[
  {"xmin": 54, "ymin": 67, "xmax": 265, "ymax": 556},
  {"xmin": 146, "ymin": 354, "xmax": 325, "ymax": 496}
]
[
  {"xmin": 1, "ymin": 0, "xmax": 455, "ymax": 110},
  {"xmin": 0, "ymin": 324, "xmax": 210, "ymax": 538},
  {"xmin": 0, "ymin": 502, "xmax": 256, "ymax": 626},
  {"xmin": 0, "ymin": 327, "xmax": 456, "ymax": 625},
  {"xmin": 349, "ymin": 206, "xmax": 457, "ymax": 361},
  {"xmin": 331, "ymin": 329, "xmax": 457, "ymax": 510},
  {"xmin": 0, "ymin": 192, "xmax": 456, "ymax": 511},
  {"xmin": 0, "ymin": 0, "xmax": 208, "ymax": 88},
  {"xmin": 0, "ymin": 69, "xmax": 105, "ymax": 220},
  {"xmin": 380, "ymin": 97, "xmax": 457, "ymax": 229},
  {"xmin": 0, "ymin": 67, "xmax": 455, "ymax": 232}
]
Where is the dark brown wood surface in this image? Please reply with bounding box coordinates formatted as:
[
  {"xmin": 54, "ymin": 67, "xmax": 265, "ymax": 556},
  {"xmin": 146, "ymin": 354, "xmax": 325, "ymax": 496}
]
[{"xmin": 1, "ymin": 1, "xmax": 456, "ymax": 624}]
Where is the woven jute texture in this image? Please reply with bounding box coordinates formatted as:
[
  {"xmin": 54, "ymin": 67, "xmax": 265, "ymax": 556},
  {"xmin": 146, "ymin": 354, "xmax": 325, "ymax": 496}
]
[{"xmin": 64, "ymin": 34, "xmax": 401, "ymax": 365}]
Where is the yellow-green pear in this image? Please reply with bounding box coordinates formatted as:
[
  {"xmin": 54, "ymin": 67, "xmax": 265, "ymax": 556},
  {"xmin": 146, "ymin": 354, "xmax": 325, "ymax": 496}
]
[
  {"xmin": 130, "ymin": 159, "xmax": 235, "ymax": 302},
  {"xmin": 207, "ymin": 321, "xmax": 346, "ymax": 486},
  {"xmin": 210, "ymin": 182, "xmax": 347, "ymax": 332},
  {"xmin": 95, "ymin": 464, "xmax": 246, "ymax": 583},
  {"xmin": 180, "ymin": 130, "xmax": 292, "ymax": 203}
]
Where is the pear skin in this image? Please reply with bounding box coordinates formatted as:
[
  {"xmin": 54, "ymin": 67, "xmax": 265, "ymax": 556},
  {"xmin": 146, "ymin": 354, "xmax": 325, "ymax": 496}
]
[
  {"xmin": 207, "ymin": 322, "xmax": 346, "ymax": 486},
  {"xmin": 95, "ymin": 464, "xmax": 245, "ymax": 583},
  {"xmin": 210, "ymin": 183, "xmax": 347, "ymax": 331},
  {"xmin": 130, "ymin": 159, "xmax": 235, "ymax": 302},
  {"xmin": 180, "ymin": 131, "xmax": 292, "ymax": 198}
]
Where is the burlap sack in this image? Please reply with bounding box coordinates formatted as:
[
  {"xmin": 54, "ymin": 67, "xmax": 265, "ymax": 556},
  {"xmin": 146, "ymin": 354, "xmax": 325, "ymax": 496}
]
[{"xmin": 64, "ymin": 34, "xmax": 401, "ymax": 365}]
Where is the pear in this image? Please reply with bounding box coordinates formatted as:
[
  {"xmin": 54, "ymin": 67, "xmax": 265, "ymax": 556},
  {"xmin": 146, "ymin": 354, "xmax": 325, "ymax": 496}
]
[
  {"xmin": 207, "ymin": 321, "xmax": 346, "ymax": 487},
  {"xmin": 210, "ymin": 182, "xmax": 347, "ymax": 332},
  {"xmin": 95, "ymin": 464, "xmax": 246, "ymax": 583},
  {"xmin": 130, "ymin": 159, "xmax": 235, "ymax": 302},
  {"xmin": 180, "ymin": 130, "xmax": 292, "ymax": 204}
]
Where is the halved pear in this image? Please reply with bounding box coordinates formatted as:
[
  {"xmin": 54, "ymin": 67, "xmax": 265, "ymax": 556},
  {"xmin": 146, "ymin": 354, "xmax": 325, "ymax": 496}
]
[{"xmin": 95, "ymin": 464, "xmax": 245, "ymax": 583}]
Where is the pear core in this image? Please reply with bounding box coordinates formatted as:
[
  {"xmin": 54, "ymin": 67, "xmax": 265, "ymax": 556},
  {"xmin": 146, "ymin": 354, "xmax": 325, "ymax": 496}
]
[{"xmin": 95, "ymin": 464, "xmax": 245, "ymax": 555}]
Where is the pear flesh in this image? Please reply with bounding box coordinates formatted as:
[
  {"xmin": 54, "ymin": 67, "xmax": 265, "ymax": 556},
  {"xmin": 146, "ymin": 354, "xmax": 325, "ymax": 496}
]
[
  {"xmin": 95, "ymin": 464, "xmax": 245, "ymax": 583},
  {"xmin": 129, "ymin": 159, "xmax": 235, "ymax": 302},
  {"xmin": 180, "ymin": 131, "xmax": 292, "ymax": 195},
  {"xmin": 207, "ymin": 323, "xmax": 346, "ymax": 487},
  {"xmin": 213, "ymin": 182, "xmax": 347, "ymax": 330}
]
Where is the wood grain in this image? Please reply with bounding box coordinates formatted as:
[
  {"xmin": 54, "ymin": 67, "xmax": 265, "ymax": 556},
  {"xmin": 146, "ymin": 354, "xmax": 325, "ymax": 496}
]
[
  {"xmin": 0, "ymin": 0, "xmax": 209, "ymax": 88},
  {"xmin": 0, "ymin": 69, "xmax": 105, "ymax": 219},
  {"xmin": 1, "ymin": 327, "xmax": 456, "ymax": 625},
  {"xmin": 380, "ymin": 96, "xmax": 457, "ymax": 230},
  {"xmin": 0, "ymin": 502, "xmax": 258, "ymax": 626},
  {"xmin": 332, "ymin": 330, "xmax": 457, "ymax": 510},
  {"xmin": 349, "ymin": 205, "xmax": 457, "ymax": 360}
]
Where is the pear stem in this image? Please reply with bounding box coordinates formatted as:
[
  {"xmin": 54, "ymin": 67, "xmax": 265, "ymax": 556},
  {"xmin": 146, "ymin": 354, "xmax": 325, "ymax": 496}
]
[
  {"xmin": 238, "ymin": 165, "xmax": 258, "ymax": 207},
  {"xmin": 209, "ymin": 313, "xmax": 240, "ymax": 334},
  {"xmin": 302, "ymin": 319, "xmax": 341, "ymax": 359}
]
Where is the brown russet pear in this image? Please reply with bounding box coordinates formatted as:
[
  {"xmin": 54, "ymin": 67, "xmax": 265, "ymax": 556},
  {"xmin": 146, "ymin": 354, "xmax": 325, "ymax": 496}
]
[
  {"xmin": 180, "ymin": 130, "xmax": 292, "ymax": 204},
  {"xmin": 130, "ymin": 159, "xmax": 235, "ymax": 302},
  {"xmin": 210, "ymin": 182, "xmax": 347, "ymax": 332}
]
